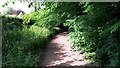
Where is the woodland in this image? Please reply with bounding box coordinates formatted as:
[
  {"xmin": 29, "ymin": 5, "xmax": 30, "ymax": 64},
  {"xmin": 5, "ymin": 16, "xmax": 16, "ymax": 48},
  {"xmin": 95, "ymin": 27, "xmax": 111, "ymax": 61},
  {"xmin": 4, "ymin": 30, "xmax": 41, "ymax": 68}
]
[{"xmin": 1, "ymin": 2, "xmax": 120, "ymax": 67}]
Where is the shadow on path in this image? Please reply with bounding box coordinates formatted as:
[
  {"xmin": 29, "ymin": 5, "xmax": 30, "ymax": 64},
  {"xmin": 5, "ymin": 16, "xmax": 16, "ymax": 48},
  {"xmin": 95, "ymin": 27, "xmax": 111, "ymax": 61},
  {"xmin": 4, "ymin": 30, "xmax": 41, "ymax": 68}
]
[{"xmin": 39, "ymin": 32, "xmax": 91, "ymax": 66}]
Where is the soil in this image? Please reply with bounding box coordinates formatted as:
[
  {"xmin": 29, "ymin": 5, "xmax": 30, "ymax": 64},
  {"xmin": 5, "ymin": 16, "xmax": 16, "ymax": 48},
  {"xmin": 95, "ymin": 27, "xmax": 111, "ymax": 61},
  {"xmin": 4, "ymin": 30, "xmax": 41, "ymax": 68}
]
[{"xmin": 40, "ymin": 32, "xmax": 91, "ymax": 66}]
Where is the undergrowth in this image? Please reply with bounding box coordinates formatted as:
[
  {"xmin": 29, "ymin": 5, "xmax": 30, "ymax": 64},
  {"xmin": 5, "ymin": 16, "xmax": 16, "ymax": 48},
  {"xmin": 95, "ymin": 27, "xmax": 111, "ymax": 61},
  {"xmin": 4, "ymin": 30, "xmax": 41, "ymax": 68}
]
[{"xmin": 2, "ymin": 14, "xmax": 53, "ymax": 67}]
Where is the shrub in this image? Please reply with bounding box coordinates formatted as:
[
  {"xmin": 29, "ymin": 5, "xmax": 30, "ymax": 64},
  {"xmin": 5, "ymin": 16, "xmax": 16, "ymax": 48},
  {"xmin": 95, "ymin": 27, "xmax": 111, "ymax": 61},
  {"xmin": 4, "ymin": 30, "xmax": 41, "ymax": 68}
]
[{"xmin": 2, "ymin": 15, "xmax": 53, "ymax": 67}]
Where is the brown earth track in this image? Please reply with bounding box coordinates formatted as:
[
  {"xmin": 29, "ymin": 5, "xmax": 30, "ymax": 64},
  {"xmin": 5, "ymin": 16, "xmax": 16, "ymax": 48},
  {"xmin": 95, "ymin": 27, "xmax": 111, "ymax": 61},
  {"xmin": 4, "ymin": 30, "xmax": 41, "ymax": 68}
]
[{"xmin": 40, "ymin": 32, "xmax": 91, "ymax": 66}]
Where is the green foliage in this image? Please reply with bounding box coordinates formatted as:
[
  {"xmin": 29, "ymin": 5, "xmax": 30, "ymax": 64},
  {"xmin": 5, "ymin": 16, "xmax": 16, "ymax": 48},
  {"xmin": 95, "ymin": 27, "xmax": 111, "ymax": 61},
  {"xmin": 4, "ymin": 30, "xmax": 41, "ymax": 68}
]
[
  {"xmin": 66, "ymin": 2, "xmax": 120, "ymax": 66},
  {"xmin": 22, "ymin": 10, "xmax": 60, "ymax": 29},
  {"xmin": 2, "ymin": 15, "xmax": 23, "ymax": 30},
  {"xmin": 47, "ymin": 2, "xmax": 120, "ymax": 66},
  {"xmin": 2, "ymin": 15, "xmax": 53, "ymax": 66},
  {"xmin": 2, "ymin": 2, "xmax": 120, "ymax": 67}
]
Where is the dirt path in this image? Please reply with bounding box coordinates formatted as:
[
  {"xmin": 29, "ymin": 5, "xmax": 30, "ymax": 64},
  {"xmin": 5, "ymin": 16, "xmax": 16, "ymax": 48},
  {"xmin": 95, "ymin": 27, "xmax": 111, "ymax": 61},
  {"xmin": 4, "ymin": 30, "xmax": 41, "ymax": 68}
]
[{"xmin": 40, "ymin": 32, "xmax": 91, "ymax": 66}]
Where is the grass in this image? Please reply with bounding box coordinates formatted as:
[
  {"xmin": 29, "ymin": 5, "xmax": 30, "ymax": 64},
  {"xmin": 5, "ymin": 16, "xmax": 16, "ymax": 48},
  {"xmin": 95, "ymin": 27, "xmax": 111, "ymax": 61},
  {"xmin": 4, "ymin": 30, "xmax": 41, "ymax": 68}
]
[{"xmin": 2, "ymin": 25, "xmax": 53, "ymax": 67}]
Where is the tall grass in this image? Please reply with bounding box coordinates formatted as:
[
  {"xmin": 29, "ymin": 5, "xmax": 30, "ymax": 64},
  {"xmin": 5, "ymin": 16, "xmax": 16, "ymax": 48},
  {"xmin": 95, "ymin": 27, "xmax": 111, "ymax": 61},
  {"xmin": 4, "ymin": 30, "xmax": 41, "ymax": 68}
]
[{"xmin": 2, "ymin": 15, "xmax": 53, "ymax": 67}]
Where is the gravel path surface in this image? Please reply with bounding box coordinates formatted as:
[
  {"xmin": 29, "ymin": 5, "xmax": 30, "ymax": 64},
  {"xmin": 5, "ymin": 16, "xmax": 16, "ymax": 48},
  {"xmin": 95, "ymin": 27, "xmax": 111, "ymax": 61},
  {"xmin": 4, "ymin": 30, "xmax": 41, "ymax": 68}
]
[{"xmin": 40, "ymin": 32, "xmax": 91, "ymax": 66}]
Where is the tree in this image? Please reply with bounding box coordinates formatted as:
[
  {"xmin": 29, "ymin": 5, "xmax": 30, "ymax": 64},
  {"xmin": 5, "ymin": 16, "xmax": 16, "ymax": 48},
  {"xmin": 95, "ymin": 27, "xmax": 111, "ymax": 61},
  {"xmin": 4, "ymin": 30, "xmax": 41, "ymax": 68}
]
[{"xmin": 5, "ymin": 7, "xmax": 13, "ymax": 15}]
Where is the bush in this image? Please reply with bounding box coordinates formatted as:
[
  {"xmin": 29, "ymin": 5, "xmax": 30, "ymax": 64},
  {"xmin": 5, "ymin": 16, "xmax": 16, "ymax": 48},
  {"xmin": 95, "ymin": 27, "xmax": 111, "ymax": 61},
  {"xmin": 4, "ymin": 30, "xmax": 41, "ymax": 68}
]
[
  {"xmin": 42, "ymin": 2, "xmax": 120, "ymax": 66},
  {"xmin": 2, "ymin": 15, "xmax": 53, "ymax": 67},
  {"xmin": 66, "ymin": 3, "xmax": 120, "ymax": 66}
]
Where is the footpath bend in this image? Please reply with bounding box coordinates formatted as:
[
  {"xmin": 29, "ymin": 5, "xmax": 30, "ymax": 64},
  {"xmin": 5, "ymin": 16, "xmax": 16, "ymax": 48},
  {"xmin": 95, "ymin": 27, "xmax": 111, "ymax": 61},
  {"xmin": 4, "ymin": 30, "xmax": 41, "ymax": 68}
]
[{"xmin": 40, "ymin": 32, "xmax": 91, "ymax": 66}]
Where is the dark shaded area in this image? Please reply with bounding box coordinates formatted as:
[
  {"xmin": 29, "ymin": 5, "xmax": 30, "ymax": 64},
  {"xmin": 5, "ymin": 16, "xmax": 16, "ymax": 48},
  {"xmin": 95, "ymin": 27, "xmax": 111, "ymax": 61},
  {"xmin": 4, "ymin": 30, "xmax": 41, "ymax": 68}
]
[
  {"xmin": 27, "ymin": 20, "xmax": 36, "ymax": 27},
  {"xmin": 2, "ymin": 15, "xmax": 23, "ymax": 30},
  {"xmin": 57, "ymin": 23, "xmax": 69, "ymax": 32}
]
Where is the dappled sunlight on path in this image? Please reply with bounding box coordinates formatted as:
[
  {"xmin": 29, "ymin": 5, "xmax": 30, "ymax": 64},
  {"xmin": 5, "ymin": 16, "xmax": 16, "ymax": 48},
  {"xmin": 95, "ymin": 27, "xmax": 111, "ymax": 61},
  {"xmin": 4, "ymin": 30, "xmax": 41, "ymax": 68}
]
[{"xmin": 40, "ymin": 32, "xmax": 91, "ymax": 66}]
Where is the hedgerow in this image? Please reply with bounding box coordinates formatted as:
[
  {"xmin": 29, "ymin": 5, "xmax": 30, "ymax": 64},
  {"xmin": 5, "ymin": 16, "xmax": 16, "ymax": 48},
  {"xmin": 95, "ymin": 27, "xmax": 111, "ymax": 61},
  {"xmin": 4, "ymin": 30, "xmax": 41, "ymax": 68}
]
[{"xmin": 2, "ymin": 14, "xmax": 53, "ymax": 67}]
